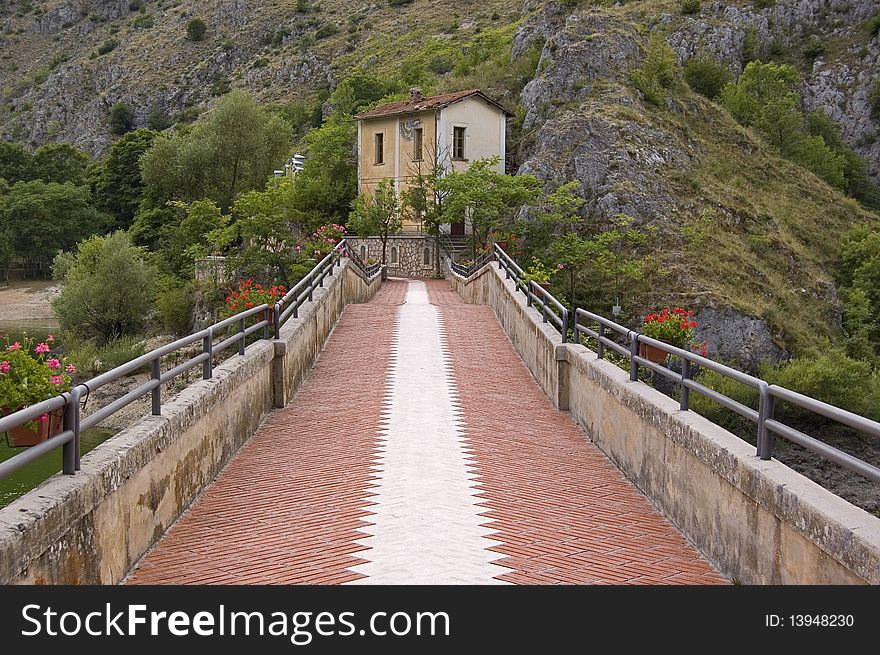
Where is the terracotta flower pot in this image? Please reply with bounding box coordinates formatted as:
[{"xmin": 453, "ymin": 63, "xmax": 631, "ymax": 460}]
[
  {"xmin": 639, "ymin": 341, "xmax": 670, "ymax": 364},
  {"xmin": 6, "ymin": 408, "xmax": 64, "ymax": 448}
]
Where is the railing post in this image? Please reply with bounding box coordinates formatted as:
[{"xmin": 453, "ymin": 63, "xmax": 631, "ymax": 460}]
[
  {"xmin": 680, "ymin": 358, "xmax": 691, "ymax": 411},
  {"xmin": 629, "ymin": 332, "xmax": 640, "ymax": 382},
  {"xmin": 273, "ymin": 303, "xmax": 281, "ymax": 339},
  {"xmin": 151, "ymin": 357, "xmax": 161, "ymax": 415},
  {"xmin": 757, "ymin": 383, "xmax": 774, "ymax": 460},
  {"xmin": 263, "ymin": 304, "xmax": 271, "ymax": 339},
  {"xmin": 62, "ymin": 387, "xmax": 81, "ymax": 475},
  {"xmin": 238, "ymin": 317, "xmax": 246, "ymax": 355},
  {"xmin": 526, "ymin": 281, "xmax": 533, "ymax": 307},
  {"xmin": 202, "ymin": 328, "xmax": 213, "ymax": 380},
  {"xmin": 597, "ymin": 323, "xmax": 605, "ymax": 359},
  {"xmin": 561, "ymin": 308, "xmax": 569, "ymax": 344},
  {"xmin": 308, "ymin": 271, "xmax": 314, "ymax": 302}
]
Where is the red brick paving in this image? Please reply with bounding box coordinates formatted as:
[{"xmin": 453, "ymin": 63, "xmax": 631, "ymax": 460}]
[
  {"xmin": 126, "ymin": 280, "xmax": 406, "ymax": 584},
  {"xmin": 426, "ymin": 280, "xmax": 727, "ymax": 585},
  {"xmin": 128, "ymin": 277, "xmax": 726, "ymax": 585}
]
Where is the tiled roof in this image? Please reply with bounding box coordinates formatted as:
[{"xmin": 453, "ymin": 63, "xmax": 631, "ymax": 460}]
[{"xmin": 355, "ymin": 89, "xmax": 510, "ymax": 119}]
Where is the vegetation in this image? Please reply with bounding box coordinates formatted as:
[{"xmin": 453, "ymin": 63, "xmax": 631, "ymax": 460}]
[
  {"xmin": 684, "ymin": 57, "xmax": 732, "ymax": 99},
  {"xmin": 52, "ymin": 232, "xmax": 157, "ymax": 343},
  {"xmin": 186, "ymin": 18, "xmax": 208, "ymax": 42},
  {"xmin": 630, "ymin": 37, "xmax": 681, "ymax": 106},
  {"xmin": 348, "ymin": 178, "xmax": 402, "ymax": 264},
  {"xmin": 109, "ymin": 102, "xmax": 134, "ymax": 135}
]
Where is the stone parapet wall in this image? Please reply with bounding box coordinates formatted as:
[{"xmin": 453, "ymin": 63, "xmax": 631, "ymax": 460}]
[
  {"xmin": 450, "ymin": 262, "xmax": 880, "ymax": 585},
  {"xmin": 0, "ymin": 261, "xmax": 381, "ymax": 584},
  {"xmin": 345, "ymin": 236, "xmax": 439, "ymax": 278}
]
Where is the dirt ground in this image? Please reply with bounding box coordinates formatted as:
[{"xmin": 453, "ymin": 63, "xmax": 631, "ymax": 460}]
[{"xmin": 0, "ymin": 280, "xmax": 58, "ymax": 321}]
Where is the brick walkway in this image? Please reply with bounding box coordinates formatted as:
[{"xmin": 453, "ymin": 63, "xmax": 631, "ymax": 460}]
[{"xmin": 127, "ymin": 278, "xmax": 725, "ymax": 585}]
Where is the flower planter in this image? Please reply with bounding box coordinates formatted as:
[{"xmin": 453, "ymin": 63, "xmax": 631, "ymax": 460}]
[
  {"xmin": 639, "ymin": 341, "xmax": 670, "ymax": 364},
  {"xmin": 6, "ymin": 408, "xmax": 64, "ymax": 448}
]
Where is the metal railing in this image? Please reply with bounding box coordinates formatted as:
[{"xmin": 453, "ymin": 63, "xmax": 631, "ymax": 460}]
[
  {"xmin": 490, "ymin": 246, "xmax": 880, "ymax": 484},
  {"xmin": 493, "ymin": 244, "xmax": 570, "ymax": 343},
  {"xmin": 449, "ymin": 250, "xmax": 495, "ymax": 278},
  {"xmin": 0, "ymin": 240, "xmax": 366, "ymax": 482}
]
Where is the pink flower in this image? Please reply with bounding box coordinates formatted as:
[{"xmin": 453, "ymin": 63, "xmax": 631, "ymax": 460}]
[
  {"xmin": 9, "ymin": 342, "xmax": 21, "ymax": 351},
  {"xmin": 0, "ymin": 361, "xmax": 9, "ymax": 374},
  {"xmin": 46, "ymin": 334, "xmax": 55, "ymax": 343},
  {"xmin": 65, "ymin": 363, "xmax": 77, "ymax": 374},
  {"xmin": 50, "ymin": 375, "xmax": 64, "ymax": 385},
  {"xmin": 47, "ymin": 358, "xmax": 61, "ymax": 370},
  {"xmin": 35, "ymin": 343, "xmax": 50, "ymax": 354},
  {"xmin": 38, "ymin": 413, "xmax": 48, "ymax": 423}
]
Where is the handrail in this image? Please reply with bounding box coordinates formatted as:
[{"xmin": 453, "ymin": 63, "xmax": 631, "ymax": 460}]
[
  {"xmin": 0, "ymin": 240, "xmax": 365, "ymax": 484},
  {"xmin": 449, "ymin": 250, "xmax": 494, "ymax": 278},
  {"xmin": 493, "ymin": 243, "xmax": 569, "ymax": 343},
  {"xmin": 497, "ymin": 247, "xmax": 880, "ymax": 486}
]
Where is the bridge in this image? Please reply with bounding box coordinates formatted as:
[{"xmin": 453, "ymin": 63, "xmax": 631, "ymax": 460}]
[{"xmin": 0, "ymin": 243, "xmax": 878, "ymax": 585}]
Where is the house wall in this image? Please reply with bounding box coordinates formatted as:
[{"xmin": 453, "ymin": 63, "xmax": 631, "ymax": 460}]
[{"xmin": 441, "ymin": 97, "xmax": 506, "ymax": 175}]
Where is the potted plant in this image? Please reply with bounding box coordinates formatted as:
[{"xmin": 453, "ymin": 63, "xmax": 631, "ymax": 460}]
[
  {"xmin": 0, "ymin": 334, "xmax": 76, "ymax": 447},
  {"xmin": 640, "ymin": 307, "xmax": 698, "ymax": 364},
  {"xmin": 522, "ymin": 257, "xmax": 552, "ymax": 294}
]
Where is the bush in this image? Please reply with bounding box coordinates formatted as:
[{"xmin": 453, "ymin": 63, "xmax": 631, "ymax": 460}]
[
  {"xmin": 186, "ymin": 18, "xmax": 207, "ymax": 41},
  {"xmin": 741, "ymin": 27, "xmax": 760, "ymax": 65},
  {"xmin": 97, "ymin": 38, "xmax": 119, "ymax": 55},
  {"xmin": 156, "ymin": 278, "xmax": 195, "ymax": 336},
  {"xmin": 761, "ymin": 352, "xmax": 880, "ymax": 421},
  {"xmin": 866, "ymin": 14, "xmax": 880, "ymax": 36},
  {"xmin": 802, "ymin": 35, "xmax": 825, "ymax": 60},
  {"xmin": 870, "ymin": 80, "xmax": 880, "ymax": 120},
  {"xmin": 389, "ymin": 0, "xmax": 415, "ymax": 6},
  {"xmin": 296, "ymin": 0, "xmax": 308, "ymax": 12},
  {"xmin": 65, "ymin": 335, "xmax": 146, "ymax": 377},
  {"xmin": 684, "ymin": 57, "xmax": 732, "ymax": 98},
  {"xmin": 109, "ymin": 102, "xmax": 134, "ymax": 135},
  {"xmin": 681, "ymin": 0, "xmax": 700, "ymax": 15},
  {"xmin": 52, "ymin": 232, "xmax": 158, "ymax": 344},
  {"xmin": 314, "ymin": 23, "xmax": 339, "ymax": 40},
  {"xmin": 630, "ymin": 37, "xmax": 680, "ymax": 105}
]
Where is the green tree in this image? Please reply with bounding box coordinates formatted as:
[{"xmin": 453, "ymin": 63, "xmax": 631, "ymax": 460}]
[
  {"xmin": 209, "ymin": 177, "xmax": 310, "ymax": 283},
  {"xmin": 837, "ymin": 225, "xmax": 880, "ymax": 362},
  {"xmin": 348, "ymin": 178, "xmax": 402, "ymax": 264},
  {"xmin": 629, "ymin": 36, "xmax": 681, "ymax": 106},
  {"xmin": 684, "ymin": 57, "xmax": 732, "ymax": 99},
  {"xmin": 290, "ymin": 115, "xmax": 357, "ymax": 226},
  {"xmin": 0, "ymin": 181, "xmax": 110, "ymax": 277},
  {"xmin": 0, "ymin": 141, "xmax": 32, "ymax": 184},
  {"xmin": 140, "ymin": 91, "xmax": 291, "ymax": 211},
  {"xmin": 52, "ymin": 231, "xmax": 157, "ymax": 342},
  {"xmin": 401, "ymin": 157, "xmax": 446, "ymax": 276},
  {"xmin": 438, "ymin": 157, "xmax": 541, "ymax": 256},
  {"xmin": 162, "ymin": 199, "xmax": 228, "ymax": 277},
  {"xmin": 93, "ymin": 128, "xmax": 157, "ymax": 228},
  {"xmin": 330, "ymin": 71, "xmax": 399, "ymax": 116},
  {"xmin": 110, "ymin": 102, "xmax": 134, "ymax": 135},
  {"xmin": 28, "ymin": 143, "xmax": 92, "ymax": 185},
  {"xmin": 186, "ymin": 18, "xmax": 208, "ymax": 41}
]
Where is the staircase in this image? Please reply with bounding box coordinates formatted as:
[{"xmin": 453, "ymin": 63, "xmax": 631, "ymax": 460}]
[{"xmin": 439, "ymin": 233, "xmax": 471, "ymax": 262}]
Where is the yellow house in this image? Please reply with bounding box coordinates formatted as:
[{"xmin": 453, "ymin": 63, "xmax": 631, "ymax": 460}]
[{"xmin": 355, "ymin": 88, "xmax": 509, "ymax": 234}]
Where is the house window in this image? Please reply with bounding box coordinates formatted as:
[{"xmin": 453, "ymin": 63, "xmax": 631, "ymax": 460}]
[
  {"xmin": 413, "ymin": 127, "xmax": 423, "ymax": 161},
  {"xmin": 374, "ymin": 132, "xmax": 384, "ymax": 165},
  {"xmin": 453, "ymin": 126, "xmax": 466, "ymax": 160},
  {"xmin": 423, "ymin": 247, "xmax": 431, "ymax": 266},
  {"xmin": 390, "ymin": 246, "xmax": 398, "ymax": 264},
  {"xmin": 360, "ymin": 245, "xmax": 366, "ymax": 260}
]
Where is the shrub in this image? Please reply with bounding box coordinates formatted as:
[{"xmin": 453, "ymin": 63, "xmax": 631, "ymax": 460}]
[
  {"xmin": 681, "ymin": 0, "xmax": 700, "ymax": 15},
  {"xmin": 64, "ymin": 335, "xmax": 146, "ymax": 377},
  {"xmin": 97, "ymin": 38, "xmax": 119, "ymax": 55},
  {"xmin": 802, "ymin": 35, "xmax": 825, "ymax": 60},
  {"xmin": 684, "ymin": 57, "xmax": 732, "ymax": 98},
  {"xmin": 314, "ymin": 23, "xmax": 339, "ymax": 40},
  {"xmin": 389, "ymin": 0, "xmax": 415, "ymax": 6},
  {"xmin": 741, "ymin": 27, "xmax": 760, "ymax": 65},
  {"xmin": 761, "ymin": 351, "xmax": 880, "ymax": 421},
  {"xmin": 52, "ymin": 232, "xmax": 158, "ymax": 344},
  {"xmin": 109, "ymin": 102, "xmax": 134, "ymax": 135},
  {"xmin": 296, "ymin": 0, "xmax": 308, "ymax": 12},
  {"xmin": 155, "ymin": 278, "xmax": 195, "ymax": 336},
  {"xmin": 186, "ymin": 18, "xmax": 208, "ymax": 41},
  {"xmin": 630, "ymin": 37, "xmax": 680, "ymax": 105},
  {"xmin": 870, "ymin": 80, "xmax": 880, "ymax": 120},
  {"xmin": 866, "ymin": 14, "xmax": 880, "ymax": 36}
]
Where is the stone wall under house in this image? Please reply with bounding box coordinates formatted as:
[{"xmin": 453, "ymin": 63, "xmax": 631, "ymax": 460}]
[{"xmin": 345, "ymin": 235, "xmax": 442, "ymax": 278}]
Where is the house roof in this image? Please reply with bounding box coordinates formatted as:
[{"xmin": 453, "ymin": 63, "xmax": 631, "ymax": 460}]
[{"xmin": 354, "ymin": 89, "xmax": 511, "ymax": 120}]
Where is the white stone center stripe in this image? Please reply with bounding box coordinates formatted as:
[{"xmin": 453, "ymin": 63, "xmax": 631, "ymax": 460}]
[{"xmin": 348, "ymin": 280, "xmax": 507, "ymax": 584}]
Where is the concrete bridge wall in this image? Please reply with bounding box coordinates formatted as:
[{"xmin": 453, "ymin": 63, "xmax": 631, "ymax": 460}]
[
  {"xmin": 451, "ymin": 263, "xmax": 880, "ymax": 585},
  {"xmin": 0, "ymin": 261, "xmax": 380, "ymax": 584}
]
